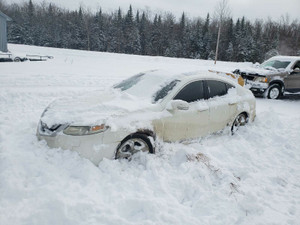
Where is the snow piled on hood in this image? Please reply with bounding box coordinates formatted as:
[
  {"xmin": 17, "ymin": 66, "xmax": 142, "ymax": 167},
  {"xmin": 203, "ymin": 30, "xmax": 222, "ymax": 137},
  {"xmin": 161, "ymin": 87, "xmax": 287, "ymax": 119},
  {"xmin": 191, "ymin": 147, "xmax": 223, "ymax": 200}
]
[
  {"xmin": 41, "ymin": 70, "xmax": 181, "ymax": 128},
  {"xmin": 41, "ymin": 88, "xmax": 157, "ymax": 127},
  {"xmin": 236, "ymin": 64, "xmax": 280, "ymax": 76}
]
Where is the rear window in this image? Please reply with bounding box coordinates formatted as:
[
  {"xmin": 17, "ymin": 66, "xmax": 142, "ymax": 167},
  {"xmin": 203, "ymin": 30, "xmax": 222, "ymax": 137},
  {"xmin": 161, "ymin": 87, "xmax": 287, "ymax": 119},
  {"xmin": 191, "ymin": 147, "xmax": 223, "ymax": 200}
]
[{"xmin": 206, "ymin": 80, "xmax": 228, "ymax": 99}]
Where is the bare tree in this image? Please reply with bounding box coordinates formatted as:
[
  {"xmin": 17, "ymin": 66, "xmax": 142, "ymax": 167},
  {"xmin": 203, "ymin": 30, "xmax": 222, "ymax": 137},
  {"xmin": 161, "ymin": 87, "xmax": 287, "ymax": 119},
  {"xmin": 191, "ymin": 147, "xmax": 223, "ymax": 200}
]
[{"xmin": 214, "ymin": 0, "xmax": 231, "ymax": 64}]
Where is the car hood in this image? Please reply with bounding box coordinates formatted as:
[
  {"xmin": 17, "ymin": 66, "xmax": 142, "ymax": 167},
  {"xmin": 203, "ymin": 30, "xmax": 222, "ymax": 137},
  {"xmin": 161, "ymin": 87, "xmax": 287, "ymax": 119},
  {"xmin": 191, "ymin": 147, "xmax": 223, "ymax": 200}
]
[
  {"xmin": 40, "ymin": 89, "xmax": 162, "ymax": 129},
  {"xmin": 236, "ymin": 66, "xmax": 284, "ymax": 77}
]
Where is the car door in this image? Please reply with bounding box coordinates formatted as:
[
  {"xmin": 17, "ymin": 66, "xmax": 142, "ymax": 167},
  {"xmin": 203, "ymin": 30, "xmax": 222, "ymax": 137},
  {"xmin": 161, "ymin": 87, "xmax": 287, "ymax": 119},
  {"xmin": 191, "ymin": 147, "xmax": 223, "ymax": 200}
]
[
  {"xmin": 285, "ymin": 61, "xmax": 300, "ymax": 92},
  {"xmin": 160, "ymin": 80, "xmax": 210, "ymax": 142},
  {"xmin": 205, "ymin": 80, "xmax": 237, "ymax": 133}
]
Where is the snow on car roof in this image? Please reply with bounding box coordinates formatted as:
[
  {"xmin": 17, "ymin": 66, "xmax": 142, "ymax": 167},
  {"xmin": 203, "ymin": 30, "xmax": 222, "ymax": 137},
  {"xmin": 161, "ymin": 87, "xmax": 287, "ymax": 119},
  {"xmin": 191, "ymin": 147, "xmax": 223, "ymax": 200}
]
[
  {"xmin": 139, "ymin": 69, "xmax": 224, "ymax": 81},
  {"xmin": 140, "ymin": 69, "xmax": 236, "ymax": 87},
  {"xmin": 269, "ymin": 55, "xmax": 300, "ymax": 62},
  {"xmin": 115, "ymin": 69, "xmax": 234, "ymax": 104}
]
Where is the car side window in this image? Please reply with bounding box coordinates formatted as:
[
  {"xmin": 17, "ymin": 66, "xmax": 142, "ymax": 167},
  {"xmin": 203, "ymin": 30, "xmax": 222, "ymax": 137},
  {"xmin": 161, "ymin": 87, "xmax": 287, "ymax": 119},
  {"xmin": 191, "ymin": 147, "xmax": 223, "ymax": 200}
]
[
  {"xmin": 292, "ymin": 61, "xmax": 300, "ymax": 70},
  {"xmin": 206, "ymin": 80, "xmax": 228, "ymax": 99},
  {"xmin": 174, "ymin": 81, "xmax": 205, "ymax": 103}
]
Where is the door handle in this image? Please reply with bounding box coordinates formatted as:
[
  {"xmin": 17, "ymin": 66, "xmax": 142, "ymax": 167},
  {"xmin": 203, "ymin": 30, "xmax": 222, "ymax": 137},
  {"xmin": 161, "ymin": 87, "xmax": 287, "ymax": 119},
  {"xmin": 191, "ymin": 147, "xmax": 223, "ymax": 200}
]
[{"xmin": 228, "ymin": 102, "xmax": 237, "ymax": 105}]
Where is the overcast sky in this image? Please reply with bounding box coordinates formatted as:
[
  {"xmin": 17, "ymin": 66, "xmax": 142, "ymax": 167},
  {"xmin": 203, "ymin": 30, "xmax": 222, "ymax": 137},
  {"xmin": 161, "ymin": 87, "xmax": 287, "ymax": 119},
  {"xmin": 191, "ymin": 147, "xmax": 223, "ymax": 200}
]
[{"xmin": 5, "ymin": 0, "xmax": 300, "ymax": 21}]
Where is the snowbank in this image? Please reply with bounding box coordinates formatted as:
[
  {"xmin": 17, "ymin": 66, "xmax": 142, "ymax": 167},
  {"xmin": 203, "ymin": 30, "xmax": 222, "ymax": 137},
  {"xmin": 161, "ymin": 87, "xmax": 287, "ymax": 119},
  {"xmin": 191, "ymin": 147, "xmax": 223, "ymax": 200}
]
[{"xmin": 0, "ymin": 44, "xmax": 299, "ymax": 225}]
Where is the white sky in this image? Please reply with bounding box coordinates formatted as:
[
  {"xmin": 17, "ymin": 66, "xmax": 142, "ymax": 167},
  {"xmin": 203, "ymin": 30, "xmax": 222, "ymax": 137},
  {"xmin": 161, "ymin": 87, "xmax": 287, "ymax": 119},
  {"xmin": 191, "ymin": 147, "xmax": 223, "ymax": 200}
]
[{"xmin": 5, "ymin": 0, "xmax": 300, "ymax": 21}]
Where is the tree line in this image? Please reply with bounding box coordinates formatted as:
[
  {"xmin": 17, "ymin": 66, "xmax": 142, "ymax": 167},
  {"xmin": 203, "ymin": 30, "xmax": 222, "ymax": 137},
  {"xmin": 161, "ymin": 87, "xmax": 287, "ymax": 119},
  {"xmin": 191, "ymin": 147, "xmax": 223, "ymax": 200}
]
[{"xmin": 1, "ymin": 0, "xmax": 299, "ymax": 62}]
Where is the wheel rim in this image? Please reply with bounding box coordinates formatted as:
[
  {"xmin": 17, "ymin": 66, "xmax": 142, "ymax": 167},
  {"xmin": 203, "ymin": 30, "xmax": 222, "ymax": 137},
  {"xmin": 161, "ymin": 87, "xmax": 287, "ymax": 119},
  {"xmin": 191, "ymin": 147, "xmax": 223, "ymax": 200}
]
[
  {"xmin": 116, "ymin": 138, "xmax": 150, "ymax": 159},
  {"xmin": 232, "ymin": 114, "xmax": 247, "ymax": 133},
  {"xmin": 269, "ymin": 87, "xmax": 279, "ymax": 99}
]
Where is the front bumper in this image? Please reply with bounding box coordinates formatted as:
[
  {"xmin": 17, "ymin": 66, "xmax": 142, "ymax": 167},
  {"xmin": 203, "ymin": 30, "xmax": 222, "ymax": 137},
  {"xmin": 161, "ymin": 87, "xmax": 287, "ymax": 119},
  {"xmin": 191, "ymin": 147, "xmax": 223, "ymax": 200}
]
[
  {"xmin": 37, "ymin": 123, "xmax": 123, "ymax": 165},
  {"xmin": 245, "ymin": 80, "xmax": 268, "ymax": 95}
]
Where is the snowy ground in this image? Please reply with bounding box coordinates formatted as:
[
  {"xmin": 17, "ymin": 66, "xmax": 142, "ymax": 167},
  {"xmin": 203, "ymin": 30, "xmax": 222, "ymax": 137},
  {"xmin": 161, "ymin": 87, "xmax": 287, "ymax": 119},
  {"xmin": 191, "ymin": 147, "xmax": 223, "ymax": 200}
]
[{"xmin": 0, "ymin": 44, "xmax": 299, "ymax": 225}]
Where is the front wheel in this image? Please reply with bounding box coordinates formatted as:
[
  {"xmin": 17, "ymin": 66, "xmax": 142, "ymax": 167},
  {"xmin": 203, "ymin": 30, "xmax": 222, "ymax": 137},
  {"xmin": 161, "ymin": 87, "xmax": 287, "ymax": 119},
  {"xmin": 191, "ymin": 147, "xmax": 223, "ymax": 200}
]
[
  {"xmin": 267, "ymin": 84, "xmax": 281, "ymax": 99},
  {"xmin": 231, "ymin": 113, "xmax": 248, "ymax": 134},
  {"xmin": 115, "ymin": 134, "xmax": 154, "ymax": 159}
]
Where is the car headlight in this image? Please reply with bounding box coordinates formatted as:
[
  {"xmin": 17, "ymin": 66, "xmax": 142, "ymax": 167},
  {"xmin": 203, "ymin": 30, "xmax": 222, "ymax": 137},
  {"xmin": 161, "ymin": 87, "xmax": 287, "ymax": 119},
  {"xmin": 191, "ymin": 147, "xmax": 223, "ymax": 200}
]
[
  {"xmin": 255, "ymin": 77, "xmax": 268, "ymax": 83},
  {"xmin": 63, "ymin": 124, "xmax": 108, "ymax": 136}
]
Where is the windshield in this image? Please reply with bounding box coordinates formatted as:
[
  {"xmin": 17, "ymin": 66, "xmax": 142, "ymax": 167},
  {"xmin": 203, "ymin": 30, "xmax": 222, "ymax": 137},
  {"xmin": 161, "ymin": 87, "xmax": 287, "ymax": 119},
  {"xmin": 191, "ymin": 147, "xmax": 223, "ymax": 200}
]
[
  {"xmin": 153, "ymin": 80, "xmax": 180, "ymax": 103},
  {"xmin": 261, "ymin": 60, "xmax": 291, "ymax": 70},
  {"xmin": 113, "ymin": 72, "xmax": 145, "ymax": 91},
  {"xmin": 113, "ymin": 71, "xmax": 179, "ymax": 103}
]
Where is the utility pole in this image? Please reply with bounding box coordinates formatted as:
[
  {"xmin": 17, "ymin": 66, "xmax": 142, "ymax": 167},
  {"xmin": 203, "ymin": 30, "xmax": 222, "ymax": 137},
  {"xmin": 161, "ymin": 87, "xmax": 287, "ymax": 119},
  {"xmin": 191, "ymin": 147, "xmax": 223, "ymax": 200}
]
[
  {"xmin": 214, "ymin": 0, "xmax": 230, "ymax": 64},
  {"xmin": 215, "ymin": 26, "xmax": 221, "ymax": 64}
]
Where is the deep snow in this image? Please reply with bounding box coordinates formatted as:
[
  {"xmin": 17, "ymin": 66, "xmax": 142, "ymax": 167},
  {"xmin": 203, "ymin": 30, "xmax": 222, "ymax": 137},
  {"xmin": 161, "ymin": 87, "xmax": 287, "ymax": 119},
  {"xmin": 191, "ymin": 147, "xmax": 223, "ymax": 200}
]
[{"xmin": 0, "ymin": 44, "xmax": 299, "ymax": 225}]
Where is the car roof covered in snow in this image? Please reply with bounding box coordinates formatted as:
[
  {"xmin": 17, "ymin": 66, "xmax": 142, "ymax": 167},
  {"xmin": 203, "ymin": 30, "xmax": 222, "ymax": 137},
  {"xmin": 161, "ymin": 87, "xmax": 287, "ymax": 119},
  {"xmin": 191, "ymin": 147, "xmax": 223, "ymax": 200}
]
[
  {"xmin": 141, "ymin": 69, "xmax": 231, "ymax": 81},
  {"xmin": 268, "ymin": 55, "xmax": 300, "ymax": 62},
  {"xmin": 133, "ymin": 70, "xmax": 238, "ymax": 89},
  {"xmin": 114, "ymin": 70, "xmax": 237, "ymax": 103}
]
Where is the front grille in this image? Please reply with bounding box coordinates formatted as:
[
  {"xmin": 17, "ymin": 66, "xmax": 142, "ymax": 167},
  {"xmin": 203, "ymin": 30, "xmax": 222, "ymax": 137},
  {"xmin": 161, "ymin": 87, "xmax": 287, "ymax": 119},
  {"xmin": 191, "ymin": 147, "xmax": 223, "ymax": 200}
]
[{"xmin": 241, "ymin": 73, "xmax": 255, "ymax": 81}]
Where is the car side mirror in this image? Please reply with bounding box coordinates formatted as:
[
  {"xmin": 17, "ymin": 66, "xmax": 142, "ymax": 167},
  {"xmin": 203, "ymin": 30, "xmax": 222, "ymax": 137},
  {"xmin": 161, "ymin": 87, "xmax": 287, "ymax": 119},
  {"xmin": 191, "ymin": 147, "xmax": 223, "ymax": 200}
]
[
  {"xmin": 167, "ymin": 100, "xmax": 189, "ymax": 111},
  {"xmin": 293, "ymin": 68, "xmax": 300, "ymax": 73},
  {"xmin": 289, "ymin": 68, "xmax": 300, "ymax": 74}
]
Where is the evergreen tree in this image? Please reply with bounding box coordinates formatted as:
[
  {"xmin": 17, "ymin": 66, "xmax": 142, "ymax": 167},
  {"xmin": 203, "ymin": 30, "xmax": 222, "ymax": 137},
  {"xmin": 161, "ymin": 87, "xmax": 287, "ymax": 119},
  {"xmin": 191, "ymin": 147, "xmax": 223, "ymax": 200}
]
[
  {"xmin": 163, "ymin": 13, "xmax": 177, "ymax": 57},
  {"xmin": 138, "ymin": 12, "xmax": 149, "ymax": 55},
  {"xmin": 123, "ymin": 5, "xmax": 141, "ymax": 54},
  {"xmin": 107, "ymin": 8, "xmax": 124, "ymax": 53},
  {"xmin": 189, "ymin": 20, "xmax": 203, "ymax": 58},
  {"xmin": 252, "ymin": 20, "xmax": 263, "ymax": 62},
  {"xmin": 150, "ymin": 15, "xmax": 163, "ymax": 55},
  {"xmin": 90, "ymin": 9, "xmax": 106, "ymax": 51},
  {"xmin": 7, "ymin": 21, "xmax": 25, "ymax": 44},
  {"xmin": 226, "ymin": 42, "xmax": 234, "ymax": 61},
  {"xmin": 3, "ymin": 1, "xmax": 299, "ymax": 62},
  {"xmin": 201, "ymin": 13, "xmax": 211, "ymax": 59}
]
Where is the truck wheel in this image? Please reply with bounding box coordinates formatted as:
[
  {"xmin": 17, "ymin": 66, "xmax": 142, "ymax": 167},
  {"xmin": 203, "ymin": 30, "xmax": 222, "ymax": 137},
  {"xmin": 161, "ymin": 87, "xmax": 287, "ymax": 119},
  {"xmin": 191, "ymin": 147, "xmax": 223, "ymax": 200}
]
[{"xmin": 267, "ymin": 84, "xmax": 281, "ymax": 99}]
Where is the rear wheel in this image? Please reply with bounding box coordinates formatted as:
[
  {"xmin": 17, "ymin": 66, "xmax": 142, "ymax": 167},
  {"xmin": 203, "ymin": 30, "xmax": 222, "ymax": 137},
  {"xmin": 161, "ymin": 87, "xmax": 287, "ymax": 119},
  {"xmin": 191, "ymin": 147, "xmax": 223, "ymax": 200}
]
[
  {"xmin": 267, "ymin": 84, "xmax": 281, "ymax": 99},
  {"xmin": 231, "ymin": 113, "xmax": 248, "ymax": 134},
  {"xmin": 116, "ymin": 134, "xmax": 154, "ymax": 159}
]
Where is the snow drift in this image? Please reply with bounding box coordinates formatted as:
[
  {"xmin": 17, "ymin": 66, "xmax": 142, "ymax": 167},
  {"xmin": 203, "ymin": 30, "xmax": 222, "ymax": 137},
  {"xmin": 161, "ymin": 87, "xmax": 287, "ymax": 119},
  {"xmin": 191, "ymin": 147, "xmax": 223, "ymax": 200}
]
[{"xmin": 0, "ymin": 44, "xmax": 299, "ymax": 225}]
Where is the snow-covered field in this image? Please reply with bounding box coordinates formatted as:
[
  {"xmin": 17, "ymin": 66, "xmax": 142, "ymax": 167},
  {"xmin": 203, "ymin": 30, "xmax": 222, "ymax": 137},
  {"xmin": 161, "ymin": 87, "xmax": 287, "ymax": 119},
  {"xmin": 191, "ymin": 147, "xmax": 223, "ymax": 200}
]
[{"xmin": 0, "ymin": 44, "xmax": 299, "ymax": 225}]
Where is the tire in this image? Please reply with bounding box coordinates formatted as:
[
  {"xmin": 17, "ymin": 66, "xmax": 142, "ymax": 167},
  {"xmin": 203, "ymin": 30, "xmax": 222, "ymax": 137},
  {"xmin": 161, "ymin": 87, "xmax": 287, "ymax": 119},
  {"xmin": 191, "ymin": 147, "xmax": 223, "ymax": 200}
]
[
  {"xmin": 267, "ymin": 84, "xmax": 281, "ymax": 99},
  {"xmin": 14, "ymin": 57, "xmax": 21, "ymax": 62},
  {"xmin": 231, "ymin": 113, "xmax": 248, "ymax": 134},
  {"xmin": 115, "ymin": 133, "xmax": 154, "ymax": 159}
]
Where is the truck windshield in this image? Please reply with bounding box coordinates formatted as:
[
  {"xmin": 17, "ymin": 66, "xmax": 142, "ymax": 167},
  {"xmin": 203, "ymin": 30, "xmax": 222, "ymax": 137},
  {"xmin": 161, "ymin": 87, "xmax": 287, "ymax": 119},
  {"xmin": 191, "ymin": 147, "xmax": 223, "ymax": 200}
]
[{"xmin": 261, "ymin": 60, "xmax": 291, "ymax": 70}]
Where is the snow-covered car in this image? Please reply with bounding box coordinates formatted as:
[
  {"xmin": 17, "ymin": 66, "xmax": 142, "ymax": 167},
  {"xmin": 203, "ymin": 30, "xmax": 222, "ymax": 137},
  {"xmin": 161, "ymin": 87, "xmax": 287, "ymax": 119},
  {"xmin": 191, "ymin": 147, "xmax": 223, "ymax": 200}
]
[
  {"xmin": 37, "ymin": 70, "xmax": 256, "ymax": 165},
  {"xmin": 233, "ymin": 56, "xmax": 300, "ymax": 99}
]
